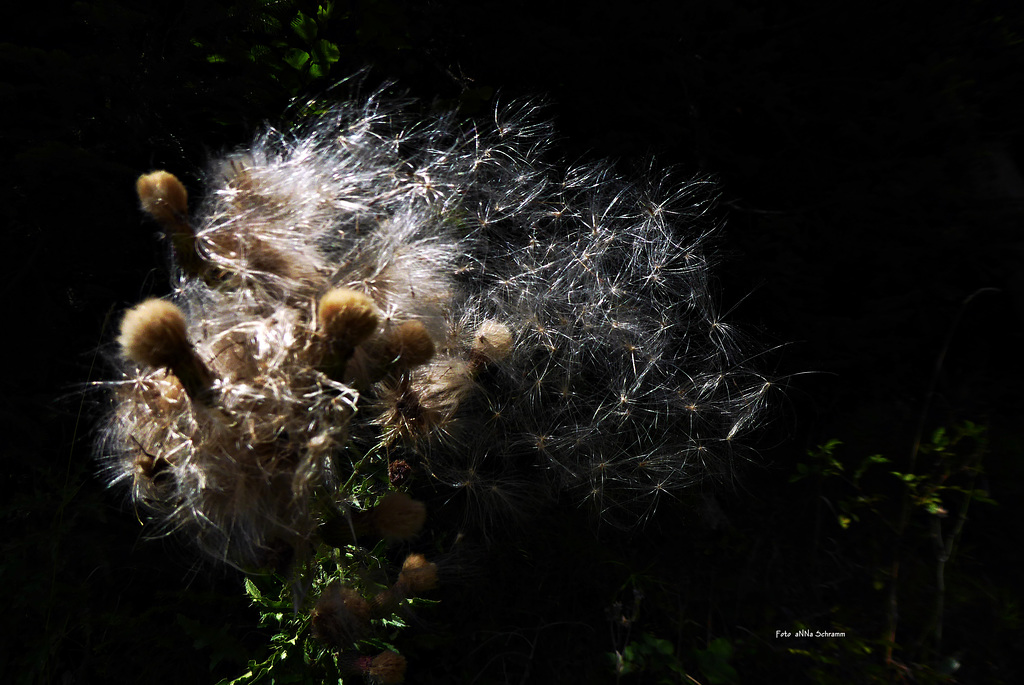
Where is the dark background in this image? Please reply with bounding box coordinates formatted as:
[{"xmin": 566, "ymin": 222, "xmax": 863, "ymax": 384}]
[{"xmin": 2, "ymin": 1, "xmax": 1023, "ymax": 683}]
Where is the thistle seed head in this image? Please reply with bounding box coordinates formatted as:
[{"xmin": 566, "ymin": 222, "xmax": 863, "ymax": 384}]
[
  {"xmin": 318, "ymin": 288, "xmax": 380, "ymax": 349},
  {"xmin": 370, "ymin": 587, "xmax": 400, "ymax": 617},
  {"xmin": 310, "ymin": 582, "xmax": 371, "ymax": 647},
  {"xmin": 382, "ymin": 320, "xmax": 435, "ymax": 370},
  {"xmin": 396, "ymin": 553, "xmax": 438, "ymax": 595},
  {"xmin": 366, "ymin": 650, "xmax": 407, "ymax": 684},
  {"xmin": 118, "ymin": 299, "xmax": 215, "ymax": 402},
  {"xmin": 118, "ymin": 299, "xmax": 190, "ymax": 369},
  {"xmin": 371, "ymin": 492, "xmax": 426, "ymax": 541},
  {"xmin": 97, "ymin": 83, "xmax": 776, "ymax": 565},
  {"xmin": 136, "ymin": 171, "xmax": 188, "ymax": 227}
]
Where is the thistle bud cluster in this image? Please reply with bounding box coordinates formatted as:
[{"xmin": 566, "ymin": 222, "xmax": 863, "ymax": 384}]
[
  {"xmin": 310, "ymin": 548, "xmax": 437, "ymax": 682},
  {"xmin": 310, "ymin": 553, "xmax": 437, "ymax": 647},
  {"xmin": 98, "ymin": 85, "xmax": 774, "ymax": 566}
]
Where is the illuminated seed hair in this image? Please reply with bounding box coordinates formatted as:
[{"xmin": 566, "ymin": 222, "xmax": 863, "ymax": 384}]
[{"xmin": 97, "ymin": 83, "xmax": 775, "ymax": 565}]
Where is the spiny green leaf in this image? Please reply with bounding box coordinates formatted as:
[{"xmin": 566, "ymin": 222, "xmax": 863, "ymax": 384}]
[{"xmin": 245, "ymin": 577, "xmax": 264, "ymax": 603}]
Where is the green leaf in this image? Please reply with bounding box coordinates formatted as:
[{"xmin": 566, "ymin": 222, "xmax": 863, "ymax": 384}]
[
  {"xmin": 815, "ymin": 438, "xmax": 843, "ymax": 455},
  {"xmin": 650, "ymin": 636, "xmax": 674, "ymax": 656},
  {"xmin": 283, "ymin": 48, "xmax": 310, "ymax": 70},
  {"xmin": 317, "ymin": 2, "xmax": 335, "ymax": 22},
  {"xmin": 707, "ymin": 637, "xmax": 734, "ymax": 660},
  {"xmin": 694, "ymin": 637, "xmax": 738, "ymax": 684},
  {"xmin": 623, "ymin": 642, "xmax": 641, "ymax": 669},
  {"xmin": 854, "ymin": 453, "xmax": 889, "ymax": 480},
  {"xmin": 245, "ymin": 577, "xmax": 264, "ymax": 603},
  {"xmin": 291, "ymin": 11, "xmax": 318, "ymax": 42},
  {"xmin": 311, "ymin": 39, "xmax": 340, "ymax": 65},
  {"xmin": 972, "ymin": 489, "xmax": 997, "ymax": 505}
]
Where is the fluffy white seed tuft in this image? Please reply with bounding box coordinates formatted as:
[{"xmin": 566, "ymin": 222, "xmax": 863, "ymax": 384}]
[{"xmin": 97, "ymin": 84, "xmax": 776, "ymax": 565}]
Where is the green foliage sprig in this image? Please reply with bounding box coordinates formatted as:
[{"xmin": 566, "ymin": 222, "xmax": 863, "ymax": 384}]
[{"xmin": 792, "ymin": 420, "xmax": 995, "ymax": 682}]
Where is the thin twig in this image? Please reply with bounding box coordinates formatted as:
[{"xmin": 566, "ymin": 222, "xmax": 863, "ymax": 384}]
[{"xmin": 883, "ymin": 288, "xmax": 998, "ymax": 667}]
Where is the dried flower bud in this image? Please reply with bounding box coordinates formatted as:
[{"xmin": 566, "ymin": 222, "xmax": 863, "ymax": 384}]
[
  {"xmin": 383, "ymin": 320, "xmax": 435, "ymax": 370},
  {"xmin": 370, "ymin": 587, "xmax": 400, "ymax": 617},
  {"xmin": 137, "ymin": 171, "xmax": 202, "ymax": 274},
  {"xmin": 310, "ymin": 583, "xmax": 371, "ymax": 647},
  {"xmin": 388, "ymin": 459, "xmax": 412, "ymax": 487},
  {"xmin": 118, "ymin": 299, "xmax": 213, "ymax": 401},
  {"xmin": 136, "ymin": 171, "xmax": 188, "ymax": 227},
  {"xmin": 318, "ymin": 289, "xmax": 380, "ymax": 371},
  {"xmin": 366, "ymin": 650, "xmax": 407, "ymax": 684},
  {"xmin": 119, "ymin": 299, "xmax": 189, "ymax": 369},
  {"xmin": 372, "ymin": 492, "xmax": 426, "ymax": 540},
  {"xmin": 396, "ymin": 553, "xmax": 438, "ymax": 595}
]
